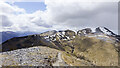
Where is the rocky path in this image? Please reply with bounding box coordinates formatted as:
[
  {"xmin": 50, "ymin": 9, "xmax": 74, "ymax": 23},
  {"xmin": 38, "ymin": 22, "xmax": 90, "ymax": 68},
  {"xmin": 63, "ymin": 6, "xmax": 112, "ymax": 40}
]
[{"xmin": 52, "ymin": 52, "xmax": 68, "ymax": 66}]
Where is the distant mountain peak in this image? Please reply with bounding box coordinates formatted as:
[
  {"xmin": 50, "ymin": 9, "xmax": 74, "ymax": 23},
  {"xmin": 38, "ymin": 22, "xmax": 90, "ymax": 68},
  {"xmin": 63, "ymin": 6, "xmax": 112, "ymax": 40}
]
[{"xmin": 95, "ymin": 27, "xmax": 116, "ymax": 36}]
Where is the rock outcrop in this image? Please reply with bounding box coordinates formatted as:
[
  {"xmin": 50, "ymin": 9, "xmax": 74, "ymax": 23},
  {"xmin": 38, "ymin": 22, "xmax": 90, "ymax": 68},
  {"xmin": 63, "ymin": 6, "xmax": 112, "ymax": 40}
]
[{"xmin": 77, "ymin": 28, "xmax": 92, "ymax": 36}]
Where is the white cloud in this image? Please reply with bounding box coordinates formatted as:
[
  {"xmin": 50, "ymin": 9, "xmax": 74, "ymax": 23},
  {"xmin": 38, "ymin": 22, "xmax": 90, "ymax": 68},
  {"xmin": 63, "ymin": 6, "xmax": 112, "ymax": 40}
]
[
  {"xmin": 0, "ymin": 2, "xmax": 51, "ymax": 32},
  {"xmin": 0, "ymin": 0, "xmax": 119, "ymax": 34},
  {"xmin": 0, "ymin": 2, "xmax": 25, "ymax": 14}
]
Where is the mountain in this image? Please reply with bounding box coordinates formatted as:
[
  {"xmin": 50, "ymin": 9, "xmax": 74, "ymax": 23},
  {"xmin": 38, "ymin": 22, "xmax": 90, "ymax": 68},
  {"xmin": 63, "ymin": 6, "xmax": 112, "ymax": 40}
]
[
  {"xmin": 95, "ymin": 27, "xmax": 116, "ymax": 36},
  {"xmin": 0, "ymin": 27, "xmax": 120, "ymax": 66},
  {"xmin": 95, "ymin": 27, "xmax": 120, "ymax": 42},
  {"xmin": 0, "ymin": 31, "xmax": 19, "ymax": 44},
  {"xmin": 0, "ymin": 31, "xmax": 41, "ymax": 44}
]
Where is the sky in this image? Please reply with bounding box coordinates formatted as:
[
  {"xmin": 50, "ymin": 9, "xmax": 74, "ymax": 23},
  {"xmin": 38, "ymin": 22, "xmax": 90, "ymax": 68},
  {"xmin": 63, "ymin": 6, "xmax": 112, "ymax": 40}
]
[
  {"xmin": 13, "ymin": 2, "xmax": 46, "ymax": 13},
  {"xmin": 0, "ymin": 0, "xmax": 119, "ymax": 34}
]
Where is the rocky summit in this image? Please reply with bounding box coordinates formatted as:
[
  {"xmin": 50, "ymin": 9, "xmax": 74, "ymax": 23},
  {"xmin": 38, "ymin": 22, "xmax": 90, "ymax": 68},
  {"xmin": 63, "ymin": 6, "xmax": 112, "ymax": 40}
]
[{"xmin": 0, "ymin": 27, "xmax": 120, "ymax": 66}]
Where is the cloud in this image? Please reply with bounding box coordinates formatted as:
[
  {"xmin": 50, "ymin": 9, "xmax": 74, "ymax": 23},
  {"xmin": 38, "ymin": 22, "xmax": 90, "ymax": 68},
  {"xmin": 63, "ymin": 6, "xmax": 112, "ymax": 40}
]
[
  {"xmin": 43, "ymin": 0, "xmax": 118, "ymax": 33},
  {"xmin": 0, "ymin": 0, "xmax": 118, "ymax": 34},
  {"xmin": 0, "ymin": 0, "xmax": 44, "ymax": 3},
  {"xmin": 1, "ymin": 15, "xmax": 12, "ymax": 27},
  {"xmin": 0, "ymin": 2, "xmax": 51, "ymax": 32},
  {"xmin": 0, "ymin": 2, "xmax": 25, "ymax": 14},
  {"xmin": 30, "ymin": 11, "xmax": 52, "ymax": 28}
]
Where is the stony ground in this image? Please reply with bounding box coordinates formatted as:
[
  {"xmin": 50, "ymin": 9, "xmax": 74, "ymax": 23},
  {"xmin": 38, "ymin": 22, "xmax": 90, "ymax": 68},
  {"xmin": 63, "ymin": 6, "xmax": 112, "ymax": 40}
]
[
  {"xmin": 0, "ymin": 46, "xmax": 67, "ymax": 66},
  {"xmin": 53, "ymin": 52, "xmax": 68, "ymax": 66}
]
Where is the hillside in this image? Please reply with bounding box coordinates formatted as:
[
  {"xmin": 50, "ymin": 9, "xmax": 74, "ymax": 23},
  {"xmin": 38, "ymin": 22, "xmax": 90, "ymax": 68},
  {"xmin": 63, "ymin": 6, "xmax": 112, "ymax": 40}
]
[
  {"xmin": 0, "ymin": 27, "xmax": 120, "ymax": 66},
  {"xmin": 0, "ymin": 31, "xmax": 40, "ymax": 44}
]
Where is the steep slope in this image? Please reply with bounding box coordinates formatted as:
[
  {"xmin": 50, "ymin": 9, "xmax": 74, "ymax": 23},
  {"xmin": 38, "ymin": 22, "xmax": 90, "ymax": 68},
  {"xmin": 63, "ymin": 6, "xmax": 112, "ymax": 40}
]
[
  {"xmin": 95, "ymin": 27, "xmax": 120, "ymax": 42},
  {"xmin": 95, "ymin": 27, "xmax": 116, "ymax": 36},
  {"xmin": 1, "ymin": 34, "xmax": 59, "ymax": 52},
  {"xmin": 69, "ymin": 36, "xmax": 118, "ymax": 66}
]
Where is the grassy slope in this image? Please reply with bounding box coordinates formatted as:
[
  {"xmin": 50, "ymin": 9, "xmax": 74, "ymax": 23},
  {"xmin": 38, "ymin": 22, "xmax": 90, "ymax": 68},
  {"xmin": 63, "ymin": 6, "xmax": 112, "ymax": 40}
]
[{"xmin": 61, "ymin": 36, "xmax": 118, "ymax": 66}]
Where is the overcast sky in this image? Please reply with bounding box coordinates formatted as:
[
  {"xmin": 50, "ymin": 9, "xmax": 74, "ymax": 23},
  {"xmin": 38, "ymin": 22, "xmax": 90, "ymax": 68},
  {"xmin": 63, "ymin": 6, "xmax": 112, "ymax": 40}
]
[{"xmin": 0, "ymin": 0, "xmax": 119, "ymax": 34}]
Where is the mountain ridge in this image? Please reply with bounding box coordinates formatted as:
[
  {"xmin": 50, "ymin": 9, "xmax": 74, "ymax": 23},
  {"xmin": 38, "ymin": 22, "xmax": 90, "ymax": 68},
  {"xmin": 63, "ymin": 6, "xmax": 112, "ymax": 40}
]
[
  {"xmin": 0, "ymin": 27, "xmax": 120, "ymax": 66},
  {"xmin": 1, "ymin": 27, "xmax": 120, "ymax": 52}
]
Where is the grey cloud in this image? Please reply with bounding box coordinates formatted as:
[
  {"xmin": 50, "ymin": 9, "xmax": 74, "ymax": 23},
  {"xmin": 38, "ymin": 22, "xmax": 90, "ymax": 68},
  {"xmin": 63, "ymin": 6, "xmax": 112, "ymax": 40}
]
[
  {"xmin": 32, "ymin": 21, "xmax": 52, "ymax": 28},
  {"xmin": 54, "ymin": 2, "xmax": 117, "ymax": 22},
  {"xmin": 1, "ymin": 15, "xmax": 13, "ymax": 27},
  {"xmin": 46, "ymin": 2, "xmax": 118, "ymax": 33},
  {"xmin": 31, "ymin": 17, "xmax": 52, "ymax": 28}
]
